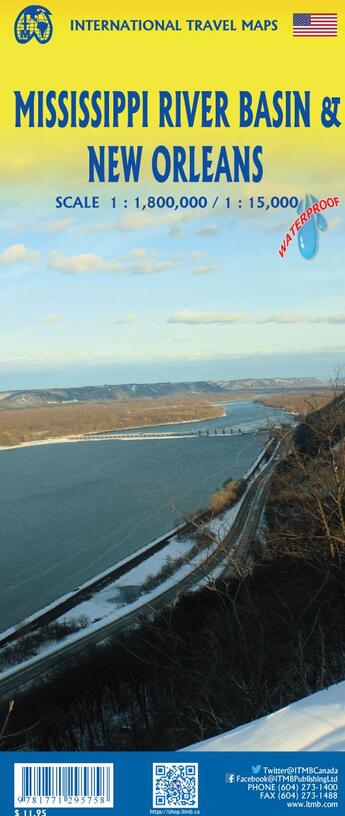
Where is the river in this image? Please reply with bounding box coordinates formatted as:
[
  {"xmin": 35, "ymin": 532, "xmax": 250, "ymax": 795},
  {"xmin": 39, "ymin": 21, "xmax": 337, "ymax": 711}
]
[{"xmin": 0, "ymin": 399, "xmax": 288, "ymax": 632}]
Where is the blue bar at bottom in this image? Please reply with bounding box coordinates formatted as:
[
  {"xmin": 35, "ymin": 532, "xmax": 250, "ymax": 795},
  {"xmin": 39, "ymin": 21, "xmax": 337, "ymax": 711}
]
[{"xmin": 1, "ymin": 750, "xmax": 344, "ymax": 815}]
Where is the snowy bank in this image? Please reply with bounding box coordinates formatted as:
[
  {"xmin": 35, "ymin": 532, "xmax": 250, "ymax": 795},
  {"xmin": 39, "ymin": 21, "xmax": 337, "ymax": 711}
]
[{"xmin": 183, "ymin": 682, "xmax": 345, "ymax": 752}]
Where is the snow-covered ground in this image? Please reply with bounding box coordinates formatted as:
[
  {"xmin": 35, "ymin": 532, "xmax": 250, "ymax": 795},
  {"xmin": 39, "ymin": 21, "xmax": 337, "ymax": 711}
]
[
  {"xmin": 183, "ymin": 682, "xmax": 345, "ymax": 752},
  {"xmin": 55, "ymin": 481, "xmax": 251, "ymax": 625},
  {"xmin": 60, "ymin": 534, "xmax": 199, "ymax": 624},
  {"xmin": 0, "ymin": 532, "xmax": 225, "ymax": 682}
]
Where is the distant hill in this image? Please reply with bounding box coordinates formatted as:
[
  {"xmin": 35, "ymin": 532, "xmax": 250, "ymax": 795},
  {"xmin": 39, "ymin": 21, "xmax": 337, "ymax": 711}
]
[{"xmin": 0, "ymin": 377, "xmax": 327, "ymax": 410}]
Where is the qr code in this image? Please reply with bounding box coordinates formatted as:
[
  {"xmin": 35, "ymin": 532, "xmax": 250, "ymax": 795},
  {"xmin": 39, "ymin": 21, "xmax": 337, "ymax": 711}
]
[{"xmin": 153, "ymin": 763, "xmax": 198, "ymax": 809}]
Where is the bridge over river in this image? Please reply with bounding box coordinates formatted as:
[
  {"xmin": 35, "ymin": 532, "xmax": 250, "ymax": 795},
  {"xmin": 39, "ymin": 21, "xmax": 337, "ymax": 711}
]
[{"xmin": 82, "ymin": 424, "xmax": 271, "ymax": 441}]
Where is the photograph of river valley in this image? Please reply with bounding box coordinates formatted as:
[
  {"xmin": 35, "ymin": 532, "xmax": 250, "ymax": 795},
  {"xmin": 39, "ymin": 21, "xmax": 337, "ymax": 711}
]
[{"xmin": 1, "ymin": 374, "xmax": 345, "ymax": 752}]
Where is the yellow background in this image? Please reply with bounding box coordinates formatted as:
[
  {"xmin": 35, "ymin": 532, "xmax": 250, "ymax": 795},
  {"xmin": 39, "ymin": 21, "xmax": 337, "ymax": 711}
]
[{"xmin": 1, "ymin": 0, "xmax": 343, "ymax": 190}]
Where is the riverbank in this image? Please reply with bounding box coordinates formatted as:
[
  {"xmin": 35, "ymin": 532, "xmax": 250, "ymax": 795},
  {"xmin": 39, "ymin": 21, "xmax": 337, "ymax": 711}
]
[
  {"xmin": 256, "ymin": 391, "xmax": 335, "ymax": 415},
  {"xmin": 0, "ymin": 397, "xmax": 227, "ymax": 449},
  {"xmin": 0, "ymin": 408, "xmax": 227, "ymax": 452}
]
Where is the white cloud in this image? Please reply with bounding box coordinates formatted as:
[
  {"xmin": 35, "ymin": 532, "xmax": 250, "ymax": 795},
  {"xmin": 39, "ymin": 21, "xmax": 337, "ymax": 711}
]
[
  {"xmin": 126, "ymin": 248, "xmax": 148, "ymax": 259},
  {"xmin": 40, "ymin": 219, "xmax": 74, "ymax": 233},
  {"xmin": 40, "ymin": 313, "xmax": 60, "ymax": 325},
  {"xmin": 191, "ymin": 264, "xmax": 220, "ymax": 276},
  {"xmin": 124, "ymin": 248, "xmax": 181, "ymax": 275},
  {"xmin": 126, "ymin": 257, "xmax": 178, "ymax": 275},
  {"xmin": 0, "ymin": 244, "xmax": 40, "ymax": 266},
  {"xmin": 124, "ymin": 247, "xmax": 180, "ymax": 274},
  {"xmin": 49, "ymin": 248, "xmax": 180, "ymax": 277},
  {"xmin": 116, "ymin": 211, "xmax": 196, "ymax": 234},
  {"xmin": 189, "ymin": 251, "xmax": 207, "ymax": 260},
  {"xmin": 114, "ymin": 314, "xmax": 137, "ymax": 324},
  {"xmin": 197, "ymin": 225, "xmax": 220, "ymax": 236},
  {"xmin": 169, "ymin": 310, "xmax": 249, "ymax": 325},
  {"xmin": 168, "ymin": 310, "xmax": 345, "ymax": 325},
  {"xmin": 88, "ymin": 210, "xmax": 202, "ymax": 237},
  {"xmin": 49, "ymin": 250, "xmax": 124, "ymax": 275}
]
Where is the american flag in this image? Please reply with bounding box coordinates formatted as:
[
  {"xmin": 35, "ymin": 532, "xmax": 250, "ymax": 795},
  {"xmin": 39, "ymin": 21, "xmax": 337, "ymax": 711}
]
[{"xmin": 293, "ymin": 12, "xmax": 337, "ymax": 35}]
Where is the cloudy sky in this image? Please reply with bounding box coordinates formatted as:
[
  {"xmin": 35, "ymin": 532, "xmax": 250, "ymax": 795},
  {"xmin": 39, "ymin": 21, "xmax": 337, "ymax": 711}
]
[
  {"xmin": 1, "ymin": 0, "xmax": 343, "ymax": 389},
  {"xmin": 0, "ymin": 185, "xmax": 344, "ymax": 390}
]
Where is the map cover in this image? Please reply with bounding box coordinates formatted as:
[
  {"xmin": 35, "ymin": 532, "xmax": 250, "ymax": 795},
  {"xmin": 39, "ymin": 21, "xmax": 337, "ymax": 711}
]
[{"xmin": 0, "ymin": 1, "xmax": 344, "ymax": 814}]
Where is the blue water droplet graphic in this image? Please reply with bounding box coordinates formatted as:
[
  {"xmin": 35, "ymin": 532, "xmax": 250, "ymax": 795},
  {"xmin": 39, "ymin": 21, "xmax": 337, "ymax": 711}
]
[
  {"xmin": 311, "ymin": 195, "xmax": 328, "ymax": 231},
  {"xmin": 297, "ymin": 193, "xmax": 328, "ymax": 259},
  {"xmin": 298, "ymin": 195, "xmax": 318, "ymax": 259}
]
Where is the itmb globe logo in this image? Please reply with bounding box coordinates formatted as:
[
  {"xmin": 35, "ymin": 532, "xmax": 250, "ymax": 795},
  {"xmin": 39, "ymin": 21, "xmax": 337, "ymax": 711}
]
[{"xmin": 14, "ymin": 6, "xmax": 53, "ymax": 44}]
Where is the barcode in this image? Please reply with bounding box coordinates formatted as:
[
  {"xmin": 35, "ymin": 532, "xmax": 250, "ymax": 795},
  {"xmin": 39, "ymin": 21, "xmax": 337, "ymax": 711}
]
[{"xmin": 14, "ymin": 763, "xmax": 114, "ymax": 809}]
